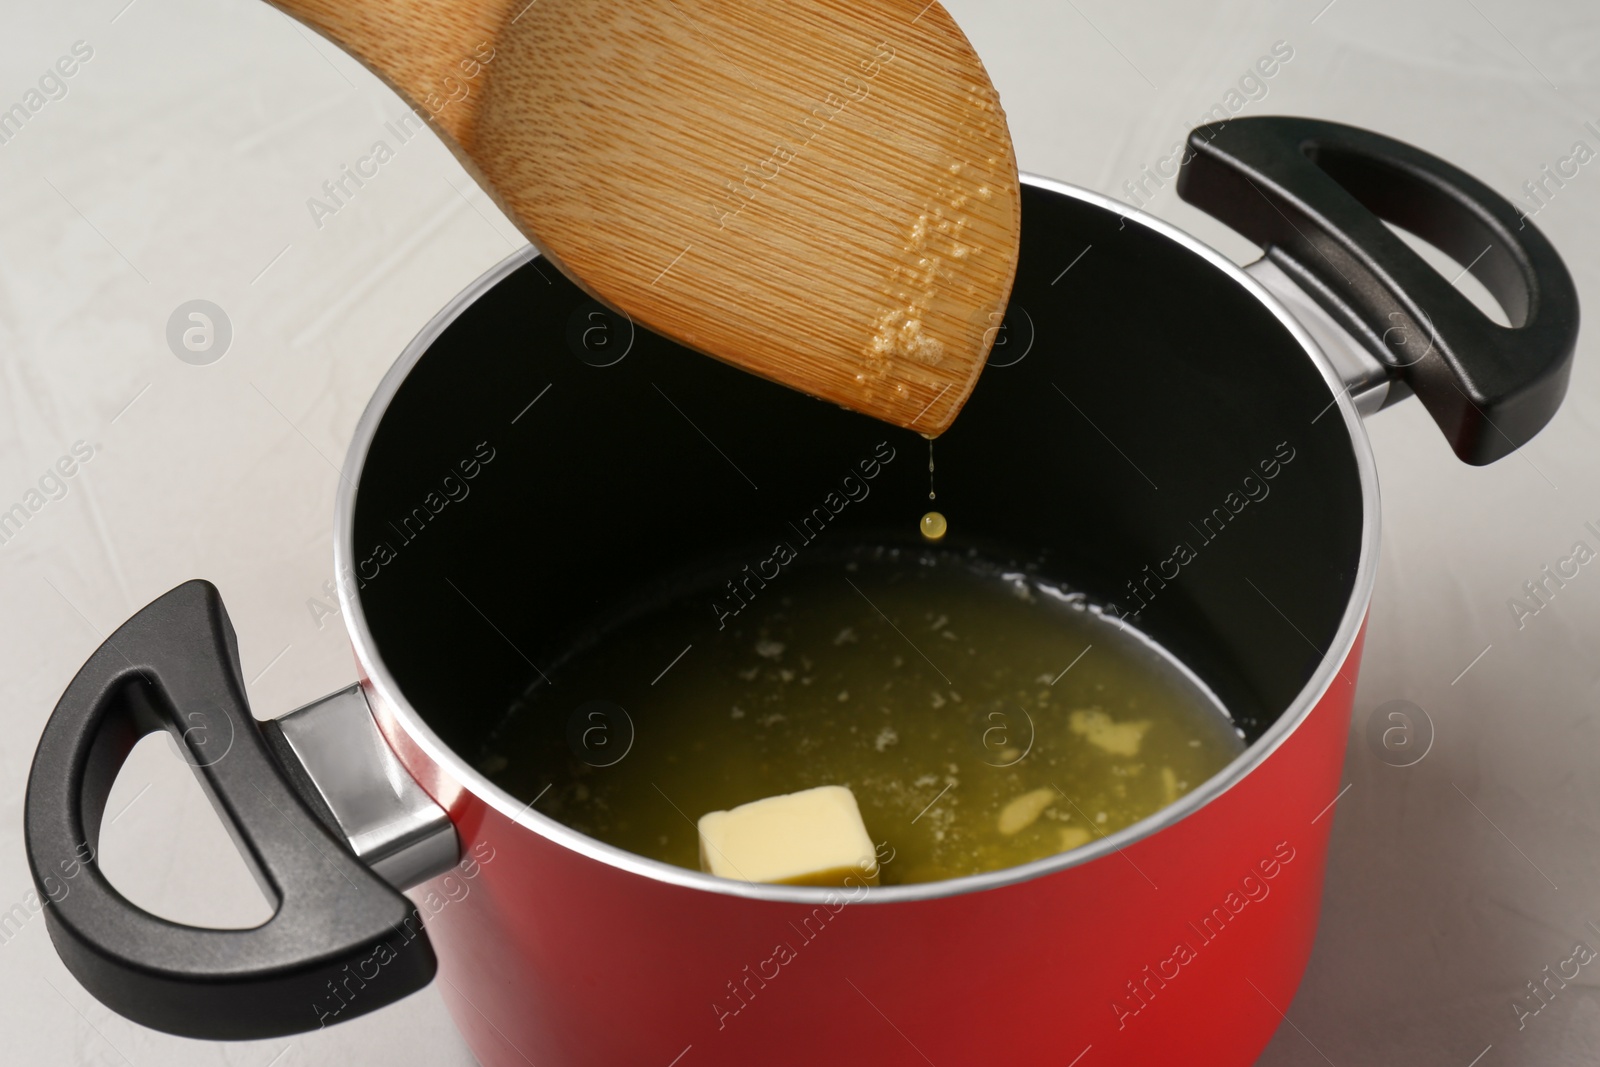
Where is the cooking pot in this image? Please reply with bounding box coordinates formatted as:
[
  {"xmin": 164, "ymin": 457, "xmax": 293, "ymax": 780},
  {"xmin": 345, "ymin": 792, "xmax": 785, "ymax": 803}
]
[{"xmin": 25, "ymin": 117, "xmax": 1578, "ymax": 1065}]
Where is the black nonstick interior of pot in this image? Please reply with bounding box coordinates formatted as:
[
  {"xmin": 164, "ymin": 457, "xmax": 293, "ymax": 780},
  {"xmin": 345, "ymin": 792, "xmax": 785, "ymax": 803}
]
[{"xmin": 350, "ymin": 182, "xmax": 1364, "ymax": 762}]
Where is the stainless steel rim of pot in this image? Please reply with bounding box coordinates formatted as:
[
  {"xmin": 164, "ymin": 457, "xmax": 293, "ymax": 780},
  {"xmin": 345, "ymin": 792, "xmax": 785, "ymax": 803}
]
[{"xmin": 332, "ymin": 173, "xmax": 1383, "ymax": 905}]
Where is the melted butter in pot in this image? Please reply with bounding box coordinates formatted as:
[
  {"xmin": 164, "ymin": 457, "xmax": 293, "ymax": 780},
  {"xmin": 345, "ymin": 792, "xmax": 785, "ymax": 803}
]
[{"xmin": 481, "ymin": 549, "xmax": 1245, "ymax": 886}]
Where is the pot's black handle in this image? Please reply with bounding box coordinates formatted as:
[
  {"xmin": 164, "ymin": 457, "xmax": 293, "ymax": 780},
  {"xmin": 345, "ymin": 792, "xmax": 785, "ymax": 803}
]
[
  {"xmin": 24, "ymin": 580, "xmax": 436, "ymax": 1039},
  {"xmin": 1177, "ymin": 116, "xmax": 1579, "ymax": 465}
]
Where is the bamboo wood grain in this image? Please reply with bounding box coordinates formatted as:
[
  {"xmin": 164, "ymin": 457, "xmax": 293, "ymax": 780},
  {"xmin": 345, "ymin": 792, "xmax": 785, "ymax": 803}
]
[{"xmin": 269, "ymin": 0, "xmax": 1021, "ymax": 434}]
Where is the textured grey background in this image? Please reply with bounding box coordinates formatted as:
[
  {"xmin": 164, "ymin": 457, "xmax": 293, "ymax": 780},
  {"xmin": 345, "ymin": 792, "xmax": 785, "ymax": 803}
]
[{"xmin": 1, "ymin": 0, "xmax": 1598, "ymax": 1064}]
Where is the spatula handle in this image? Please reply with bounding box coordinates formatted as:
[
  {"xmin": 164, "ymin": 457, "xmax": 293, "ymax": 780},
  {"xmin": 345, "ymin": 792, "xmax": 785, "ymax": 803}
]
[{"xmin": 267, "ymin": 0, "xmax": 512, "ymax": 145}]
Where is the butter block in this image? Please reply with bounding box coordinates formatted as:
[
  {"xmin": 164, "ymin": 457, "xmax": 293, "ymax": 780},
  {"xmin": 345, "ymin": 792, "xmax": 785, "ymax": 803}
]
[
  {"xmin": 698, "ymin": 785, "xmax": 880, "ymax": 887},
  {"xmin": 1058, "ymin": 826, "xmax": 1093, "ymax": 852},
  {"xmin": 1069, "ymin": 708, "xmax": 1151, "ymax": 757},
  {"xmin": 997, "ymin": 787, "xmax": 1056, "ymax": 835}
]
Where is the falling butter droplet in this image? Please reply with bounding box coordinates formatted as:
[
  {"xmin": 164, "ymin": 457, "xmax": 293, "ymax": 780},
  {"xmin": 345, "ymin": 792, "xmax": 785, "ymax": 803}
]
[{"xmin": 921, "ymin": 511, "xmax": 948, "ymax": 542}]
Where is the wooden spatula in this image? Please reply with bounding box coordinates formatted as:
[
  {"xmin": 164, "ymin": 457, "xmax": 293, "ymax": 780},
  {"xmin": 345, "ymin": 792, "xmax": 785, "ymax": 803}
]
[{"xmin": 269, "ymin": 0, "xmax": 1021, "ymax": 434}]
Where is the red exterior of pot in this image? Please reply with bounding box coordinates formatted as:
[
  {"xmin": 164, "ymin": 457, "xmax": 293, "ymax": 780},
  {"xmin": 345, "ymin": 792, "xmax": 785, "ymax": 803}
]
[{"xmin": 367, "ymin": 625, "xmax": 1365, "ymax": 1067}]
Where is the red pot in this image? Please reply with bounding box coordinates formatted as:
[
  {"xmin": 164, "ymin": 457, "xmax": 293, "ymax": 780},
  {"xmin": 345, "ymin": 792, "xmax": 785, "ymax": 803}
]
[{"xmin": 25, "ymin": 118, "xmax": 1577, "ymax": 1065}]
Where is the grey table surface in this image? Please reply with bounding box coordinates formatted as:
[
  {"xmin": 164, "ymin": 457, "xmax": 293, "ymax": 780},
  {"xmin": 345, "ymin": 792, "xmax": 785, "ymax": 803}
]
[{"xmin": 3, "ymin": 0, "xmax": 1599, "ymax": 1063}]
